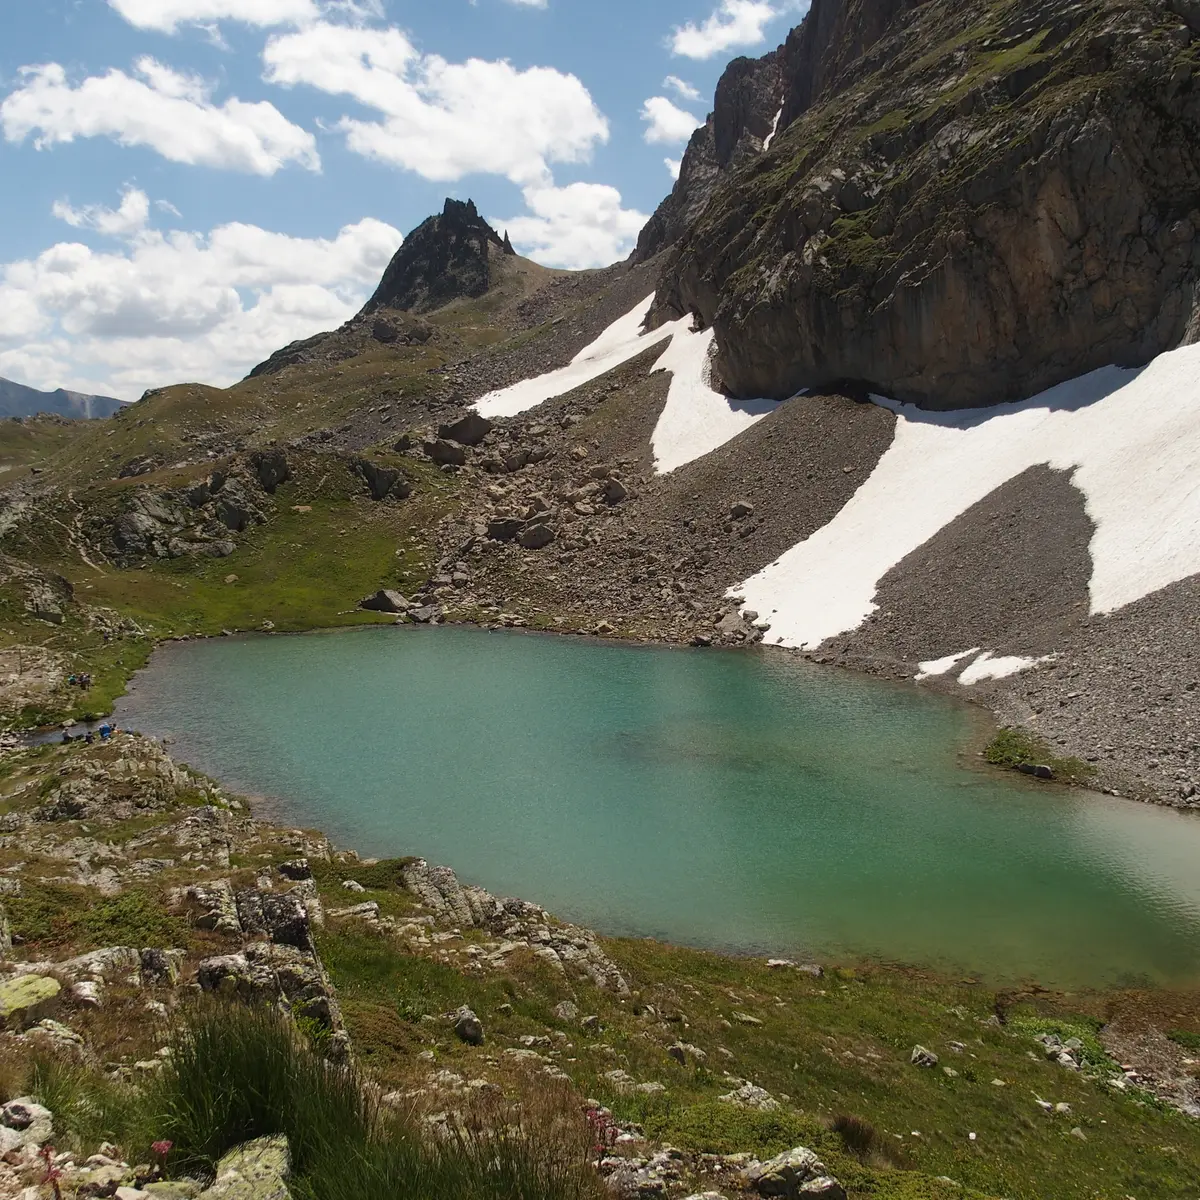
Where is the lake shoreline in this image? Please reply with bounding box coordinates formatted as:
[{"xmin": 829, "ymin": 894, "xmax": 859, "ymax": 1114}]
[{"xmin": 112, "ymin": 622, "xmax": 1200, "ymax": 993}]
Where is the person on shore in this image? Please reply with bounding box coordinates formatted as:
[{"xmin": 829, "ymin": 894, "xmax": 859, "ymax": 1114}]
[{"xmin": 99, "ymin": 724, "xmax": 112, "ymax": 741}]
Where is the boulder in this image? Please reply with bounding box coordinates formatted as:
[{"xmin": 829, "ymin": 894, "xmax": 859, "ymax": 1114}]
[
  {"xmin": 352, "ymin": 458, "xmax": 411, "ymax": 502},
  {"xmin": 234, "ymin": 888, "xmax": 312, "ymax": 950},
  {"xmin": 360, "ymin": 590, "xmax": 410, "ymax": 614},
  {"xmin": 487, "ymin": 517, "xmax": 525, "ymax": 542},
  {"xmin": 553, "ymin": 1000, "xmax": 580, "ymax": 1022},
  {"xmin": 603, "ymin": 478, "xmax": 629, "ymax": 505},
  {"xmin": 0, "ymin": 1097, "xmax": 53, "ymax": 1148},
  {"xmin": 911, "ymin": 1045, "xmax": 939, "ymax": 1068},
  {"xmin": 250, "ymin": 450, "xmax": 290, "ymax": 494},
  {"xmin": 743, "ymin": 1147, "xmax": 833, "ymax": 1198},
  {"xmin": 409, "ymin": 604, "xmax": 442, "ymax": 624},
  {"xmin": 140, "ymin": 947, "xmax": 186, "ymax": 987},
  {"xmin": 199, "ymin": 1136, "xmax": 290, "ymax": 1200},
  {"xmin": 517, "ymin": 522, "xmax": 556, "ymax": 550},
  {"xmin": 454, "ymin": 1005, "xmax": 484, "ymax": 1045},
  {"xmin": 438, "ymin": 413, "xmax": 493, "ymax": 446},
  {"xmin": 1017, "ymin": 763, "xmax": 1055, "ymax": 780},
  {"xmin": 0, "ymin": 974, "xmax": 60, "ymax": 1030},
  {"xmin": 730, "ymin": 501, "xmax": 755, "ymax": 519},
  {"xmin": 424, "ymin": 439, "xmax": 468, "ymax": 467},
  {"xmin": 719, "ymin": 1081, "xmax": 779, "ymax": 1111}
]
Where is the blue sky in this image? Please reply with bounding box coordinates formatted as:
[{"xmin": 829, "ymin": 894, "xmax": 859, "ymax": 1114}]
[{"xmin": 0, "ymin": 0, "xmax": 802, "ymax": 399}]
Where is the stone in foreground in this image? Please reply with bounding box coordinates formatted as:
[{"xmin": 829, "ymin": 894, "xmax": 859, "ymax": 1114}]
[
  {"xmin": 0, "ymin": 974, "xmax": 60, "ymax": 1029},
  {"xmin": 744, "ymin": 1146, "xmax": 842, "ymax": 1198},
  {"xmin": 200, "ymin": 1136, "xmax": 290, "ymax": 1199}
]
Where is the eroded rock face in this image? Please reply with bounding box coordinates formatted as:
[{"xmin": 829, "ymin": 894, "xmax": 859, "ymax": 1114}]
[
  {"xmin": 653, "ymin": 0, "xmax": 1200, "ymax": 409},
  {"xmin": 634, "ymin": 53, "xmax": 784, "ymax": 263},
  {"xmin": 363, "ymin": 199, "xmax": 513, "ymax": 315}
]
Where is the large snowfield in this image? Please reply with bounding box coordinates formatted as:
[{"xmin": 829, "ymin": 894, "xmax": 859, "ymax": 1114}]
[
  {"xmin": 737, "ymin": 343, "xmax": 1200, "ymax": 667},
  {"xmin": 477, "ymin": 295, "xmax": 1200, "ymax": 682},
  {"xmin": 475, "ymin": 296, "xmax": 777, "ymax": 472}
]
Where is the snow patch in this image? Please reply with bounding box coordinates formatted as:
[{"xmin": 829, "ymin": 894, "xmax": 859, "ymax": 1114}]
[
  {"xmin": 736, "ymin": 342, "xmax": 1200, "ymax": 650},
  {"xmin": 650, "ymin": 327, "xmax": 778, "ymax": 474},
  {"xmin": 475, "ymin": 295, "xmax": 675, "ymax": 419},
  {"xmin": 474, "ymin": 294, "xmax": 778, "ymax": 473},
  {"xmin": 957, "ymin": 653, "xmax": 1054, "ymax": 686},
  {"xmin": 763, "ymin": 105, "xmax": 783, "ymax": 151},
  {"xmin": 915, "ymin": 648, "xmax": 980, "ymax": 682}
]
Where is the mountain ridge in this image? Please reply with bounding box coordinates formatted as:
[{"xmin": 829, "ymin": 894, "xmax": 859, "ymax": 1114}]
[{"xmin": 0, "ymin": 376, "xmax": 124, "ymax": 421}]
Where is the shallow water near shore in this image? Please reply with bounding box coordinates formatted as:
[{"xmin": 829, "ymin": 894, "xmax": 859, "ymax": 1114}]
[{"xmin": 116, "ymin": 625, "xmax": 1200, "ymax": 988}]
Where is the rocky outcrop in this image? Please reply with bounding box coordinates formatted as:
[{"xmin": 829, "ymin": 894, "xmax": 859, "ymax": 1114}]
[
  {"xmin": 653, "ymin": 0, "xmax": 1200, "ymax": 409},
  {"xmin": 103, "ymin": 455, "xmax": 294, "ymax": 562},
  {"xmin": 363, "ymin": 199, "xmax": 514, "ymax": 316},
  {"xmin": 634, "ymin": 53, "xmax": 784, "ymax": 262},
  {"xmin": 400, "ymin": 859, "xmax": 630, "ymax": 994}
]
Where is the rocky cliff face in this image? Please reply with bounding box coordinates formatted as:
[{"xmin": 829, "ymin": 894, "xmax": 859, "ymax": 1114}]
[
  {"xmin": 651, "ymin": 0, "xmax": 1200, "ymax": 409},
  {"xmin": 633, "ymin": 53, "xmax": 784, "ymax": 262},
  {"xmin": 364, "ymin": 198, "xmax": 515, "ymax": 315}
]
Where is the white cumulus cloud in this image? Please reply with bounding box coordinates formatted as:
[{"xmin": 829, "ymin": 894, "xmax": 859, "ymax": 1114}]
[
  {"xmin": 263, "ymin": 23, "xmax": 607, "ymax": 185},
  {"xmin": 1, "ymin": 58, "xmax": 320, "ymax": 176},
  {"xmin": 665, "ymin": 157, "xmax": 682, "ymax": 180},
  {"xmin": 0, "ymin": 201, "xmax": 399, "ymax": 399},
  {"xmin": 53, "ymin": 188, "xmax": 152, "ymax": 238},
  {"xmin": 663, "ymin": 75, "xmax": 702, "ymax": 102},
  {"xmin": 671, "ymin": 0, "xmax": 779, "ymax": 59},
  {"xmin": 493, "ymin": 183, "xmax": 647, "ymax": 271},
  {"xmin": 641, "ymin": 96, "xmax": 703, "ymax": 144},
  {"xmin": 105, "ymin": 0, "xmax": 388, "ymax": 32}
]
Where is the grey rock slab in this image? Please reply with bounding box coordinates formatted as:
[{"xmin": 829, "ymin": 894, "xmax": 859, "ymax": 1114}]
[
  {"xmin": 0, "ymin": 975, "xmax": 61, "ymax": 1029},
  {"xmin": 200, "ymin": 1136, "xmax": 290, "ymax": 1200}
]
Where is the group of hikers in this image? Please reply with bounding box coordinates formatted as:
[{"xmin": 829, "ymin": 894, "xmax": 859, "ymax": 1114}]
[
  {"xmin": 61, "ymin": 722, "xmax": 117, "ymax": 745},
  {"xmin": 66, "ymin": 673, "xmax": 93, "ymax": 690}
]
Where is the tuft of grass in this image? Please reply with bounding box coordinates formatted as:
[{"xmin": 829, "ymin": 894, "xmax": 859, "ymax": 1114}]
[
  {"xmin": 31, "ymin": 1053, "xmax": 150, "ymax": 1151},
  {"xmin": 1168, "ymin": 1030, "xmax": 1200, "ymax": 1053},
  {"xmin": 142, "ymin": 1001, "xmax": 602, "ymax": 1200}
]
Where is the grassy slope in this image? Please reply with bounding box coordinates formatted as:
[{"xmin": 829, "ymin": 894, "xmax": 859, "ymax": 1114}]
[{"xmin": 298, "ymin": 857, "xmax": 1200, "ymax": 1200}]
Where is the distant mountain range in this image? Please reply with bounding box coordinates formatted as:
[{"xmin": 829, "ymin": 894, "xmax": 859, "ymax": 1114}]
[{"xmin": 0, "ymin": 377, "xmax": 125, "ymax": 420}]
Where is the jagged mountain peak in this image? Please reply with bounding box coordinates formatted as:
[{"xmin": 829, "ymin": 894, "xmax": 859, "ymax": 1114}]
[{"xmin": 362, "ymin": 197, "xmax": 516, "ymax": 317}]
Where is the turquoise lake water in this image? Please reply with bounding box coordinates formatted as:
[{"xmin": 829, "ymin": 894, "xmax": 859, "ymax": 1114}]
[{"xmin": 115, "ymin": 626, "xmax": 1200, "ymax": 987}]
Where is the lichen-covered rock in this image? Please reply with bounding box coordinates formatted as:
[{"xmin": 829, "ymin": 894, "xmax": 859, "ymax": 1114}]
[
  {"xmin": 0, "ymin": 974, "xmax": 60, "ymax": 1029},
  {"xmin": 199, "ymin": 1136, "xmax": 290, "ymax": 1200},
  {"xmin": 743, "ymin": 1146, "xmax": 835, "ymax": 1198}
]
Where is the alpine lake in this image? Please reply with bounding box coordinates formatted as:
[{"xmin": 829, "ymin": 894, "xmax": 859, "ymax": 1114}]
[{"xmin": 114, "ymin": 625, "xmax": 1200, "ymax": 990}]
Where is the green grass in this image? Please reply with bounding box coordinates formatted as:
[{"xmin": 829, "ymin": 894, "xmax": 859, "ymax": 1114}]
[
  {"xmin": 6, "ymin": 882, "xmax": 187, "ymax": 953},
  {"xmin": 150, "ymin": 1003, "xmax": 602, "ymax": 1200},
  {"xmin": 1168, "ymin": 1030, "xmax": 1200, "ymax": 1053},
  {"xmin": 317, "ymin": 915, "xmax": 1200, "ymax": 1200},
  {"xmin": 983, "ymin": 727, "xmax": 1094, "ymax": 781}
]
